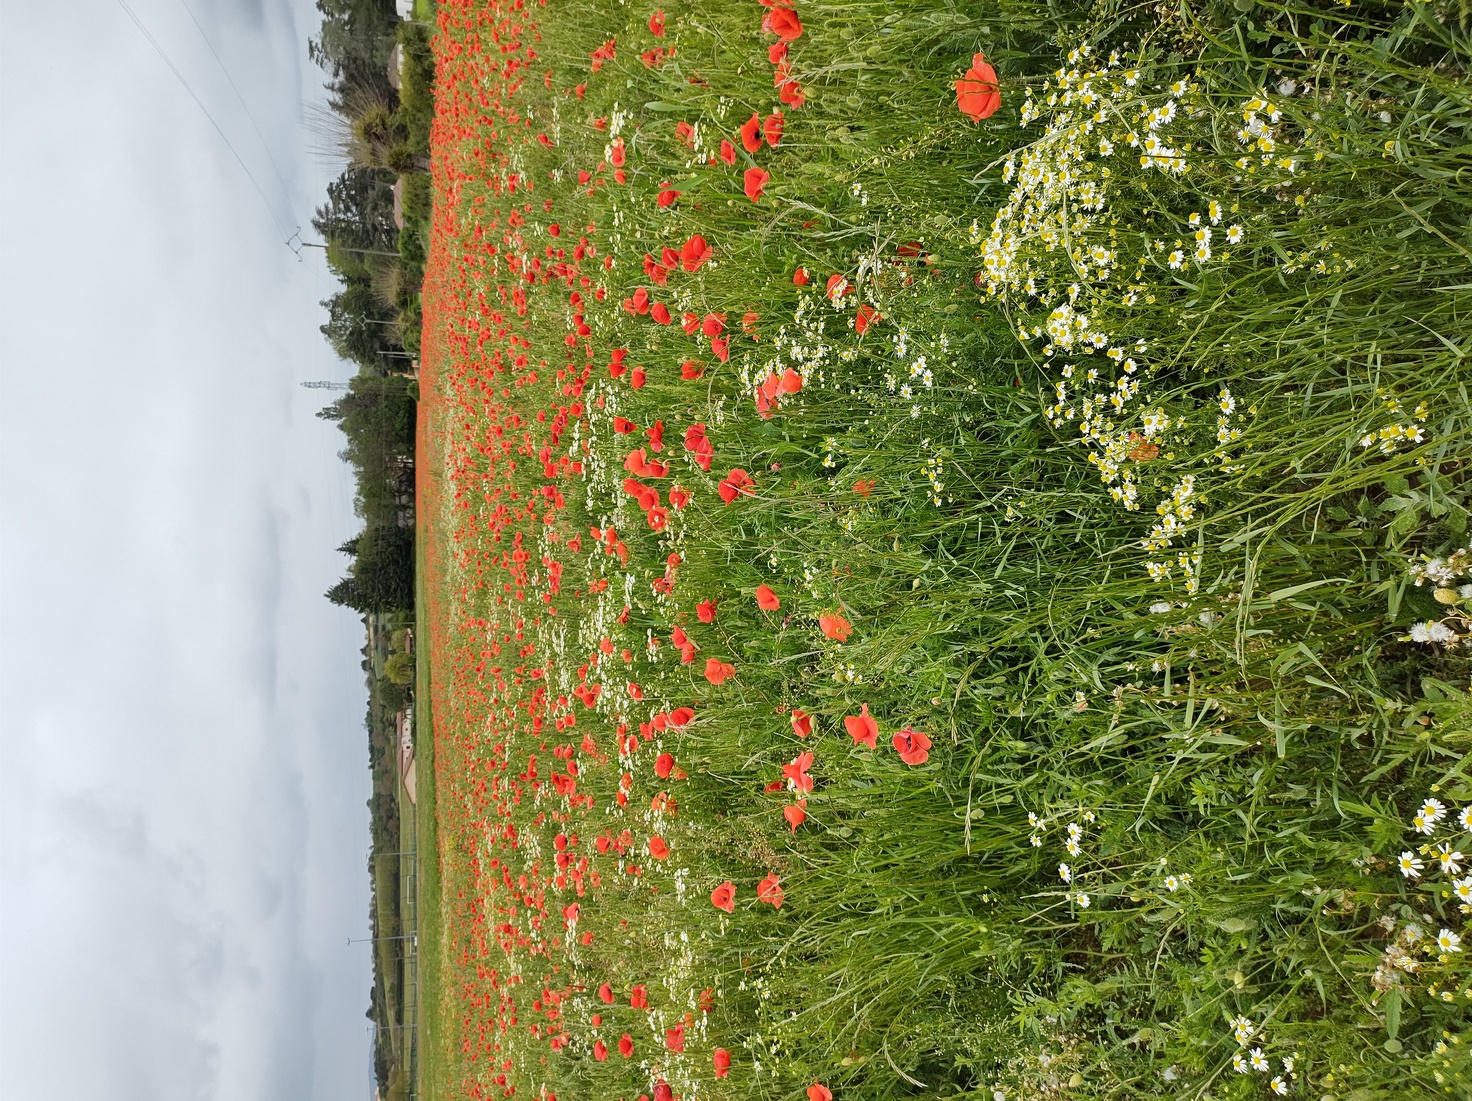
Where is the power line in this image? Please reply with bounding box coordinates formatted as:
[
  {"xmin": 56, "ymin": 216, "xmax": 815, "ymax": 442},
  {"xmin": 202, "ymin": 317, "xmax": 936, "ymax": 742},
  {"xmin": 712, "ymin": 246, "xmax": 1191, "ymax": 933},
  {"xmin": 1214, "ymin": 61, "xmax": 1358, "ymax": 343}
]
[
  {"xmin": 174, "ymin": 0, "xmax": 298, "ymax": 217},
  {"xmin": 112, "ymin": 0, "xmax": 293, "ymax": 238}
]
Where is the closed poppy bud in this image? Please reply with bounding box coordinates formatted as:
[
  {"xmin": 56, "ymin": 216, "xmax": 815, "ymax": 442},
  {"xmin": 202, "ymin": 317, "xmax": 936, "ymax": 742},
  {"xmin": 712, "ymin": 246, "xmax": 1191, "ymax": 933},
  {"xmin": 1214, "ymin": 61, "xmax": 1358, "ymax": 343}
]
[
  {"xmin": 892, "ymin": 726, "xmax": 932, "ymax": 766},
  {"xmin": 743, "ymin": 166, "xmax": 769, "ymax": 202},
  {"xmin": 619, "ymin": 1033, "xmax": 634, "ymax": 1058},
  {"xmin": 740, "ymin": 112, "xmax": 764, "ymax": 153},
  {"xmin": 763, "ymin": 111, "xmax": 784, "ymax": 146},
  {"xmin": 756, "ymin": 584, "xmax": 781, "ymax": 611},
  {"xmin": 710, "ymin": 880, "xmax": 737, "ymax": 912},
  {"xmin": 784, "ymin": 801, "xmax": 807, "ymax": 832},
  {"xmin": 697, "ymin": 599, "xmax": 717, "ymax": 623},
  {"xmin": 844, "ymin": 703, "xmax": 879, "ymax": 748},
  {"xmin": 793, "ymin": 266, "xmax": 809, "ymax": 285},
  {"xmin": 713, "ymin": 1048, "xmax": 732, "ymax": 1077},
  {"xmin": 791, "ymin": 708, "xmax": 812, "ymax": 737}
]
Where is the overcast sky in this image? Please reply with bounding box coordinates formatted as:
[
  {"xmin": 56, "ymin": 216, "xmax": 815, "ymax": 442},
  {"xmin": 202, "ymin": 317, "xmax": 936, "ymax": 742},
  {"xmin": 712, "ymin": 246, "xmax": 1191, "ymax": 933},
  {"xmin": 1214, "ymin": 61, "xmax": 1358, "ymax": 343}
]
[{"xmin": 1, "ymin": 1, "xmax": 378, "ymax": 1097}]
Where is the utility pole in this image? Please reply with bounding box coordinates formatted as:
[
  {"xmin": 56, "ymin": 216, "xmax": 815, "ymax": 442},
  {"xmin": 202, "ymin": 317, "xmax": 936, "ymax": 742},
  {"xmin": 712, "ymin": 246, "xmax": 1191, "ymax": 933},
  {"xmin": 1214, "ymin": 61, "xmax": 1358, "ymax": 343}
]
[
  {"xmin": 287, "ymin": 228, "xmax": 400, "ymax": 260},
  {"xmin": 302, "ymin": 380, "xmax": 351, "ymax": 391}
]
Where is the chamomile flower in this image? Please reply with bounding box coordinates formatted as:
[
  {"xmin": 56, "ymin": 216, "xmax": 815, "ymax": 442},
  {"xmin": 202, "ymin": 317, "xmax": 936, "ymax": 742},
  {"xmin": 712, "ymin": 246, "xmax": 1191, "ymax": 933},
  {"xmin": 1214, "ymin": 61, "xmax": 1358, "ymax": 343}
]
[
  {"xmin": 1059, "ymin": 863, "xmax": 1072, "ymax": 883},
  {"xmin": 1270, "ymin": 1076, "xmax": 1288, "ymax": 1095},
  {"xmin": 1399, "ymin": 851, "xmax": 1425, "ymax": 878},
  {"xmin": 1460, "ymin": 806, "xmax": 1472, "ymax": 830},
  {"xmin": 1435, "ymin": 843, "xmax": 1465, "ymax": 875},
  {"xmin": 1074, "ymin": 891, "xmax": 1091, "ymax": 908},
  {"xmin": 1163, "ymin": 875, "xmax": 1180, "ymax": 892},
  {"xmin": 1454, "ymin": 877, "xmax": 1472, "ymax": 903},
  {"xmin": 1250, "ymin": 1048, "xmax": 1269, "ymax": 1073},
  {"xmin": 1436, "ymin": 928, "xmax": 1462, "ymax": 953},
  {"xmin": 1226, "ymin": 225, "xmax": 1244, "ymax": 244},
  {"xmin": 1231, "ymin": 1016, "xmax": 1255, "ymax": 1045},
  {"xmin": 1421, "ymin": 797, "xmax": 1448, "ymax": 826},
  {"xmin": 1232, "ymin": 1052, "xmax": 1249, "ymax": 1073},
  {"xmin": 1065, "ymin": 837, "xmax": 1082, "ymax": 857}
]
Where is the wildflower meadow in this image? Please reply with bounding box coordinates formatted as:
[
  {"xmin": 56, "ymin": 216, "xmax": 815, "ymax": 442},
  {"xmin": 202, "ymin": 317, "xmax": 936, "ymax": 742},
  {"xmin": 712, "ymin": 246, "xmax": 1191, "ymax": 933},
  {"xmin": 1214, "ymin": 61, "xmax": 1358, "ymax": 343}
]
[{"xmin": 412, "ymin": 1, "xmax": 1472, "ymax": 1098}]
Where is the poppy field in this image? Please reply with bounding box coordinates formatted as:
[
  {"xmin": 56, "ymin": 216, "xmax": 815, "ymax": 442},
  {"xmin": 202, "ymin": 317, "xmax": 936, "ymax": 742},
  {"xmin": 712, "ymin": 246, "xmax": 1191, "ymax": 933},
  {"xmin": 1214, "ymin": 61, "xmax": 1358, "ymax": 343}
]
[{"xmin": 414, "ymin": 2, "xmax": 1472, "ymax": 1098}]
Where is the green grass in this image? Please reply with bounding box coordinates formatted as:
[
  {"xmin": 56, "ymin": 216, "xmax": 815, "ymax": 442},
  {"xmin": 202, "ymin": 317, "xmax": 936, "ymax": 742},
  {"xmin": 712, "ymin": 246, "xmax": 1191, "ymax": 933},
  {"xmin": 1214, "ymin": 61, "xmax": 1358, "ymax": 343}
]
[{"xmin": 416, "ymin": 1, "xmax": 1472, "ymax": 1099}]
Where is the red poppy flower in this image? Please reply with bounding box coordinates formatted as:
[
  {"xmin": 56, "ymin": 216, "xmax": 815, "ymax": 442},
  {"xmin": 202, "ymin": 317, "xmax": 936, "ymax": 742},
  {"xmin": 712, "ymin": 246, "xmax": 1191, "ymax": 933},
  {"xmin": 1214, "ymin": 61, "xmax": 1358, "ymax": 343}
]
[
  {"xmin": 630, "ymin": 366, "xmax": 647, "ymax": 388},
  {"xmin": 610, "ymin": 138, "xmax": 626, "ymax": 167},
  {"xmin": 704, "ymin": 658, "xmax": 735, "ymax": 685},
  {"xmin": 651, "ymin": 302, "xmax": 672, "ymax": 324},
  {"xmin": 631, "ymin": 983, "xmax": 650, "ymax": 1009},
  {"xmin": 665, "ymin": 1024, "xmax": 686, "ymax": 1052},
  {"xmin": 630, "ymin": 287, "xmax": 652, "ymax": 314},
  {"xmin": 655, "ymin": 753, "xmax": 675, "ymax": 779},
  {"xmin": 756, "ymin": 584, "xmax": 781, "ymax": 611},
  {"xmin": 711, "ymin": 336, "xmax": 730, "ymax": 362},
  {"xmin": 783, "ymin": 800, "xmax": 807, "ymax": 832},
  {"xmin": 768, "ymin": 40, "xmax": 788, "ymax": 65},
  {"xmin": 853, "ymin": 478, "xmax": 874, "ymax": 496},
  {"xmin": 742, "ymin": 311, "xmax": 761, "ymax": 336},
  {"xmin": 681, "ymin": 311, "xmax": 701, "ymax": 334},
  {"xmin": 713, "ymin": 1048, "xmax": 732, "ymax": 1078},
  {"xmin": 793, "ymin": 266, "xmax": 809, "ymax": 285},
  {"xmin": 676, "ymin": 120, "xmax": 695, "ymax": 147},
  {"xmin": 764, "ymin": 111, "xmax": 785, "ymax": 146},
  {"xmin": 844, "ymin": 704, "xmax": 878, "ymax": 748},
  {"xmin": 790, "ymin": 708, "xmax": 812, "ymax": 738},
  {"xmin": 681, "ymin": 234, "xmax": 713, "ymax": 271},
  {"xmin": 779, "ymin": 368, "xmax": 803, "ymax": 394},
  {"xmin": 719, "ymin": 139, "xmax": 737, "ymax": 166},
  {"xmin": 764, "ymin": 5, "xmax": 803, "ymax": 41},
  {"xmin": 892, "ymin": 726, "xmax": 932, "ymax": 765},
  {"xmin": 619, "ymin": 1033, "xmax": 634, "ymax": 1057},
  {"xmin": 740, "ymin": 112, "xmax": 764, "ymax": 153},
  {"xmin": 956, "ymin": 53, "xmax": 1001, "ymax": 122},
  {"xmin": 701, "ymin": 313, "xmax": 725, "ymax": 337},
  {"xmin": 718, "ymin": 468, "xmax": 754, "ymax": 504},
  {"xmin": 819, "ymin": 611, "xmax": 852, "ymax": 642},
  {"xmin": 657, "ymin": 186, "xmax": 681, "ymax": 208},
  {"xmin": 649, "ymin": 9, "xmax": 665, "ymax": 35},
  {"xmin": 653, "ymin": 1082, "xmax": 672, "ymax": 1101},
  {"xmin": 711, "ymin": 880, "xmax": 736, "ymax": 912},
  {"xmin": 681, "ymin": 359, "xmax": 705, "ymax": 380},
  {"xmin": 594, "ymin": 1039, "xmax": 608, "ymax": 1061},
  {"xmin": 855, "ymin": 304, "xmax": 879, "ymax": 334},
  {"xmin": 744, "ymin": 166, "xmax": 770, "ymax": 202},
  {"xmin": 757, "ymin": 873, "xmax": 784, "ymax": 908},
  {"xmin": 825, "ymin": 273, "xmax": 849, "ymax": 301},
  {"xmin": 808, "ymin": 1085, "xmax": 832, "ymax": 1101},
  {"xmin": 613, "ymin": 416, "xmax": 637, "ymax": 434},
  {"xmin": 697, "ymin": 599, "xmax": 717, "ymax": 623},
  {"xmin": 598, "ymin": 982, "xmax": 615, "ymax": 1003},
  {"xmin": 783, "ymin": 749, "xmax": 815, "ymax": 793}
]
